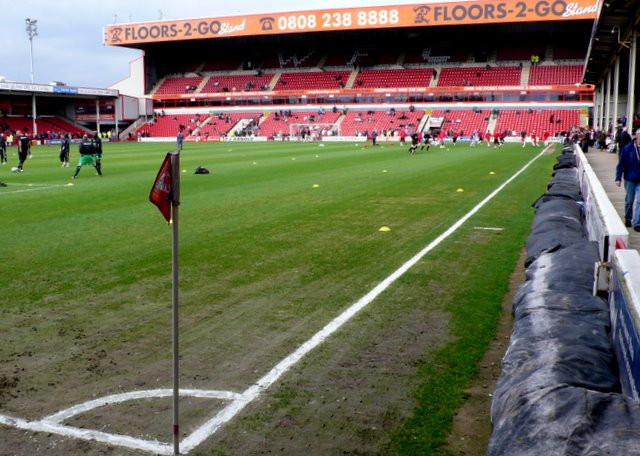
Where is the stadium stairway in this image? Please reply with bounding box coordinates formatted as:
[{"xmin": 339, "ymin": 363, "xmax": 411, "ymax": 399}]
[
  {"xmin": 585, "ymin": 148, "xmax": 640, "ymax": 249},
  {"xmin": 268, "ymin": 71, "xmax": 281, "ymax": 90},
  {"xmin": 193, "ymin": 115, "xmax": 213, "ymax": 136},
  {"xmin": 429, "ymin": 66, "xmax": 440, "ymax": 87},
  {"xmin": 345, "ymin": 70, "xmax": 358, "ymax": 89},
  {"xmin": 195, "ymin": 76, "xmax": 210, "ymax": 93},
  {"xmin": 520, "ymin": 63, "xmax": 530, "ymax": 86},
  {"xmin": 486, "ymin": 115, "xmax": 498, "ymax": 134}
]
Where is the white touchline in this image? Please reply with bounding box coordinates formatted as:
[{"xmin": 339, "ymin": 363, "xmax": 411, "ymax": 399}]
[
  {"xmin": 0, "ymin": 183, "xmax": 72, "ymax": 195},
  {"xmin": 180, "ymin": 147, "xmax": 550, "ymax": 452},
  {"xmin": 0, "ymin": 146, "xmax": 549, "ymax": 454}
]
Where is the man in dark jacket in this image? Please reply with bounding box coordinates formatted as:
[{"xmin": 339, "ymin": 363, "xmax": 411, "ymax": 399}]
[
  {"xmin": 615, "ymin": 126, "xmax": 632, "ymax": 154},
  {"xmin": 615, "ymin": 128, "xmax": 640, "ymax": 230},
  {"xmin": 0, "ymin": 133, "xmax": 6, "ymax": 164}
]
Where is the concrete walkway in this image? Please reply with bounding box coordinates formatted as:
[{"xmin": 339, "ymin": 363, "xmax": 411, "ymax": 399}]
[{"xmin": 584, "ymin": 147, "xmax": 640, "ymax": 249}]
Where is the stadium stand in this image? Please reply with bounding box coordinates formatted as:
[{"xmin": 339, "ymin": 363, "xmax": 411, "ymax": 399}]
[
  {"xmin": 201, "ymin": 73, "xmax": 274, "ymax": 92},
  {"xmin": 430, "ymin": 109, "xmax": 490, "ymax": 134},
  {"xmin": 257, "ymin": 110, "xmax": 341, "ymax": 138},
  {"xmin": 340, "ymin": 109, "xmax": 423, "ymax": 137},
  {"xmin": 353, "ymin": 68, "xmax": 434, "ymax": 88},
  {"xmin": 37, "ymin": 116, "xmax": 87, "ymax": 137},
  {"xmin": 437, "ymin": 66, "xmax": 522, "ymax": 86},
  {"xmin": 0, "ymin": 115, "xmax": 85, "ymax": 138},
  {"xmin": 199, "ymin": 112, "xmax": 262, "ymax": 138},
  {"xmin": 528, "ymin": 65, "xmax": 583, "ymax": 85},
  {"xmin": 276, "ymin": 70, "xmax": 352, "ymax": 90},
  {"xmin": 154, "ymin": 76, "xmax": 204, "ymax": 95},
  {"xmin": 136, "ymin": 114, "xmax": 200, "ymax": 138},
  {"xmin": 493, "ymin": 109, "xmax": 580, "ymax": 136}
]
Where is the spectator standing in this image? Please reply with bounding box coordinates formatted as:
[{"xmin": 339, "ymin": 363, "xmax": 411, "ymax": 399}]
[
  {"xmin": 0, "ymin": 133, "xmax": 6, "ymax": 164},
  {"xmin": 615, "ymin": 128, "xmax": 640, "ymax": 230},
  {"xmin": 615, "ymin": 126, "xmax": 632, "ymax": 154}
]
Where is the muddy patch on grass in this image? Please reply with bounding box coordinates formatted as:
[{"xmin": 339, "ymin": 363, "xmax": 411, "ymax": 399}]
[
  {"xmin": 444, "ymin": 249, "xmax": 525, "ymax": 456},
  {"xmin": 201, "ymin": 303, "xmax": 452, "ymax": 456}
]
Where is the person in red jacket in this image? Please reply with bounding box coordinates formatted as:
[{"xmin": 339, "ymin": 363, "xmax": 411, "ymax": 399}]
[{"xmin": 542, "ymin": 130, "xmax": 550, "ymax": 146}]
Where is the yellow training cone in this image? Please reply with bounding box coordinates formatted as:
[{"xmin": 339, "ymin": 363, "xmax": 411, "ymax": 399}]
[
  {"xmin": 182, "ymin": 169, "xmax": 187, "ymax": 173},
  {"xmin": 291, "ymin": 157, "xmax": 296, "ymax": 160},
  {"xmin": 66, "ymin": 182, "xmax": 74, "ymax": 186},
  {"xmin": 252, "ymin": 161, "xmax": 257, "ymax": 165},
  {"xmin": 312, "ymin": 184, "xmax": 320, "ymax": 188},
  {"xmin": 489, "ymin": 171, "xmax": 495, "ymax": 175},
  {"xmin": 315, "ymin": 154, "xmax": 319, "ymax": 158},
  {"xmin": 382, "ymin": 169, "xmax": 388, "ymax": 173},
  {"xmin": 379, "ymin": 226, "xmax": 391, "ymax": 232},
  {"xmin": 456, "ymin": 188, "xmax": 464, "ymax": 192}
]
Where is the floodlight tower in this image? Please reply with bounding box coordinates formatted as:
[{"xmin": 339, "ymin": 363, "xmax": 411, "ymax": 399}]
[{"xmin": 25, "ymin": 18, "xmax": 38, "ymax": 137}]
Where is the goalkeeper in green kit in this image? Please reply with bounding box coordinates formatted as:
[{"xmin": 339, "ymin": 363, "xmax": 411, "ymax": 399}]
[{"xmin": 72, "ymin": 134, "xmax": 102, "ymax": 179}]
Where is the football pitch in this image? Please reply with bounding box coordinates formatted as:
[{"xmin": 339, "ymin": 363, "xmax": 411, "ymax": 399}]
[{"xmin": 1, "ymin": 140, "xmax": 556, "ymax": 455}]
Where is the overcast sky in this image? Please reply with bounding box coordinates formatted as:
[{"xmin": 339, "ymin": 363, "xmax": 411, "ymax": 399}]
[{"xmin": 0, "ymin": 0, "xmax": 425, "ymax": 89}]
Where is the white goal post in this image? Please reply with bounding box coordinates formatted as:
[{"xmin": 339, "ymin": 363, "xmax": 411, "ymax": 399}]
[{"xmin": 289, "ymin": 123, "xmax": 341, "ymax": 140}]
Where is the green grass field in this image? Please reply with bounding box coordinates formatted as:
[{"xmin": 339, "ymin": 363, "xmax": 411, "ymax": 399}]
[{"xmin": 0, "ymin": 140, "xmax": 557, "ymax": 455}]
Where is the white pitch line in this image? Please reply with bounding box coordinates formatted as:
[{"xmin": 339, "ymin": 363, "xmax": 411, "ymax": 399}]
[
  {"xmin": 180, "ymin": 147, "xmax": 550, "ymax": 453},
  {"xmin": 3, "ymin": 182, "xmax": 55, "ymax": 186},
  {"xmin": 0, "ymin": 183, "xmax": 72, "ymax": 195},
  {"xmin": 0, "ymin": 146, "xmax": 549, "ymax": 454},
  {"xmin": 0, "ymin": 413, "xmax": 172, "ymax": 455},
  {"xmin": 44, "ymin": 388, "xmax": 243, "ymax": 424}
]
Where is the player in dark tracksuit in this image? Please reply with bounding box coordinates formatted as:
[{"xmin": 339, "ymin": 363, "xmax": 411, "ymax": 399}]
[
  {"xmin": 421, "ymin": 131, "xmax": 431, "ymax": 151},
  {"xmin": 16, "ymin": 131, "xmax": 30, "ymax": 171},
  {"xmin": 93, "ymin": 131, "xmax": 103, "ymax": 176},
  {"xmin": 408, "ymin": 133, "xmax": 419, "ymax": 154},
  {"xmin": 0, "ymin": 133, "xmax": 6, "ymax": 164},
  {"xmin": 59, "ymin": 134, "xmax": 70, "ymax": 167}
]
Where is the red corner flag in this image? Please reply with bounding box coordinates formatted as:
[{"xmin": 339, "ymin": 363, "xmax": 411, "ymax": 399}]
[{"xmin": 149, "ymin": 153, "xmax": 173, "ymax": 223}]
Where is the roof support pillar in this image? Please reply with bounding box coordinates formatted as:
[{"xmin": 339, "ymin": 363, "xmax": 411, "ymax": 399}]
[{"xmin": 627, "ymin": 30, "xmax": 637, "ymax": 132}]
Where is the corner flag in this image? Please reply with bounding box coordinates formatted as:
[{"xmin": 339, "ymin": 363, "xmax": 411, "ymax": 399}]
[
  {"xmin": 149, "ymin": 153, "xmax": 174, "ymax": 223},
  {"xmin": 149, "ymin": 151, "xmax": 182, "ymax": 455}
]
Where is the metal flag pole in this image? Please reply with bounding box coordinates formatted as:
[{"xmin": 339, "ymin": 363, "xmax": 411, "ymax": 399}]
[{"xmin": 171, "ymin": 150, "xmax": 181, "ymax": 455}]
